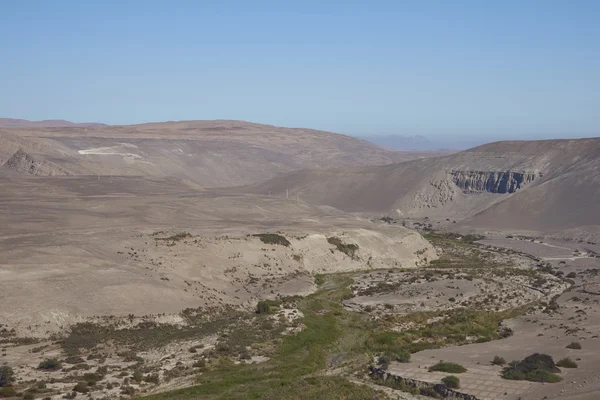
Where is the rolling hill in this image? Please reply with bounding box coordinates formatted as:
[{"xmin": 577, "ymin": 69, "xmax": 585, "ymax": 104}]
[
  {"xmin": 0, "ymin": 120, "xmax": 444, "ymax": 187},
  {"xmin": 238, "ymin": 137, "xmax": 600, "ymax": 240}
]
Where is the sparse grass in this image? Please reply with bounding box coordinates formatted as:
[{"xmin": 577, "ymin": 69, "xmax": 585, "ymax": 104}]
[
  {"xmin": 154, "ymin": 232, "xmax": 192, "ymax": 242},
  {"xmin": 61, "ymin": 309, "xmax": 246, "ymax": 356},
  {"xmin": 428, "ymin": 362, "xmax": 466, "ymax": 373},
  {"xmin": 327, "ymin": 237, "xmax": 359, "ymax": 259},
  {"xmin": 140, "ymin": 274, "xmax": 378, "ymax": 399},
  {"xmin": 556, "ymin": 358, "xmax": 578, "ymax": 368},
  {"xmin": 126, "ymin": 241, "xmax": 535, "ymax": 400},
  {"xmin": 252, "ymin": 233, "xmax": 291, "ymax": 247},
  {"xmin": 492, "ymin": 356, "xmax": 506, "ymax": 365},
  {"xmin": 38, "ymin": 358, "xmax": 62, "ymax": 371},
  {"xmin": 442, "ymin": 375, "xmax": 460, "ymax": 388}
]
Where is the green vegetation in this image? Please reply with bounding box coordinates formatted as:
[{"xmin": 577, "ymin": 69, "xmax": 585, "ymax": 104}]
[
  {"xmin": 73, "ymin": 381, "xmax": 89, "ymax": 393},
  {"xmin": 130, "ymin": 246, "xmax": 532, "ymax": 400},
  {"xmin": 38, "ymin": 358, "xmax": 62, "ymax": 371},
  {"xmin": 133, "ymin": 370, "xmax": 143, "ymax": 383},
  {"xmin": 252, "ymin": 233, "xmax": 291, "ymax": 247},
  {"xmin": 566, "ymin": 342, "xmax": 582, "ymax": 349},
  {"xmin": 556, "ymin": 358, "xmax": 578, "ymax": 368},
  {"xmin": 140, "ymin": 274, "xmax": 381, "ymax": 400},
  {"xmin": 154, "ymin": 232, "xmax": 192, "ymax": 242},
  {"xmin": 0, "ymin": 366, "xmax": 14, "ymax": 387},
  {"xmin": 442, "ymin": 375, "xmax": 460, "ymax": 388},
  {"xmin": 377, "ymin": 350, "xmax": 410, "ymax": 370},
  {"xmin": 60, "ymin": 308, "xmax": 250, "ymax": 356},
  {"xmin": 327, "ymin": 237, "xmax": 359, "ymax": 259},
  {"xmin": 256, "ymin": 300, "xmax": 281, "ymax": 314},
  {"xmin": 502, "ymin": 353, "xmax": 562, "ymax": 383},
  {"xmin": 428, "ymin": 362, "xmax": 467, "ymax": 373},
  {"xmin": 492, "ymin": 356, "xmax": 506, "ymax": 365},
  {"xmin": 0, "ymin": 387, "xmax": 17, "ymax": 397},
  {"xmin": 422, "ymin": 231, "xmax": 484, "ymax": 245}
]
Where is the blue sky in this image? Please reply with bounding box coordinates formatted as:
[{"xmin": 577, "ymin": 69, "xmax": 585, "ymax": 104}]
[{"xmin": 1, "ymin": 1, "xmax": 598, "ymax": 140}]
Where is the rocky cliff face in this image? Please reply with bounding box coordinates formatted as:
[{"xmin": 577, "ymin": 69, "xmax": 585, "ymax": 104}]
[
  {"xmin": 450, "ymin": 170, "xmax": 538, "ymax": 193},
  {"xmin": 2, "ymin": 149, "xmax": 69, "ymax": 176}
]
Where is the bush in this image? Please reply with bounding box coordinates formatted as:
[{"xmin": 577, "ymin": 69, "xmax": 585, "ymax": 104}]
[
  {"xmin": 502, "ymin": 353, "xmax": 562, "ymax": 383},
  {"xmin": 120, "ymin": 386, "xmax": 135, "ymax": 395},
  {"xmin": 428, "ymin": 362, "xmax": 467, "ymax": 373},
  {"xmin": 38, "ymin": 358, "xmax": 62, "ymax": 371},
  {"xmin": 132, "ymin": 370, "xmax": 143, "ymax": 383},
  {"xmin": 256, "ymin": 299, "xmax": 281, "ymax": 314},
  {"xmin": 492, "ymin": 356, "xmax": 506, "ymax": 365},
  {"xmin": 442, "ymin": 375, "xmax": 460, "ymax": 388},
  {"xmin": 377, "ymin": 354, "xmax": 391, "ymax": 370},
  {"xmin": 566, "ymin": 272, "xmax": 577, "ymax": 278},
  {"xmin": 0, "ymin": 366, "xmax": 15, "ymax": 387},
  {"xmin": 556, "ymin": 358, "xmax": 578, "ymax": 368},
  {"xmin": 144, "ymin": 373, "xmax": 160, "ymax": 384},
  {"xmin": 252, "ymin": 233, "xmax": 290, "ymax": 247},
  {"xmin": 73, "ymin": 382, "xmax": 89, "ymax": 393},
  {"xmin": 566, "ymin": 342, "xmax": 582, "ymax": 349},
  {"xmin": 23, "ymin": 393, "xmax": 35, "ymax": 400}
]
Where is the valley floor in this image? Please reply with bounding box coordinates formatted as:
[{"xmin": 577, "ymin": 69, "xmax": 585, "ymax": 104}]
[{"xmin": 2, "ymin": 232, "xmax": 598, "ymax": 400}]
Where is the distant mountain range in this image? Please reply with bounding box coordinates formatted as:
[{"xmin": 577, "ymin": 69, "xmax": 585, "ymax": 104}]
[
  {"xmin": 357, "ymin": 134, "xmax": 489, "ymax": 151},
  {"xmin": 0, "ymin": 118, "xmax": 106, "ymax": 128}
]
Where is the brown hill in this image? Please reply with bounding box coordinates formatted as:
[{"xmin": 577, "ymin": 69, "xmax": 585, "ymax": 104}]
[
  {"xmin": 0, "ymin": 120, "xmax": 446, "ymax": 187},
  {"xmin": 238, "ymin": 137, "xmax": 600, "ymax": 239}
]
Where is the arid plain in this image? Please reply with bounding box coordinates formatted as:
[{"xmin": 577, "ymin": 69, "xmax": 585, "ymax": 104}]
[{"xmin": 0, "ymin": 120, "xmax": 599, "ymax": 400}]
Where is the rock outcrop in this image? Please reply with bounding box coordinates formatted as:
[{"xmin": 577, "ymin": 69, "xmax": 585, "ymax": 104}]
[
  {"xmin": 2, "ymin": 149, "xmax": 69, "ymax": 176},
  {"xmin": 450, "ymin": 170, "xmax": 538, "ymax": 193}
]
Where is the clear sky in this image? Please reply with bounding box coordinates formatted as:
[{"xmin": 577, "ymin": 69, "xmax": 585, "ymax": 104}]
[{"xmin": 1, "ymin": 1, "xmax": 598, "ymax": 139}]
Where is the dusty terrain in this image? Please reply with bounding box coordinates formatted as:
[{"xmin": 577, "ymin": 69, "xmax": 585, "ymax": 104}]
[
  {"xmin": 383, "ymin": 235, "xmax": 600, "ymax": 400},
  {"xmin": 239, "ymin": 138, "xmax": 600, "ymax": 241},
  {"xmin": 1, "ymin": 128, "xmax": 599, "ymax": 400},
  {"xmin": 0, "ymin": 120, "xmax": 446, "ymax": 187},
  {"xmin": 0, "ymin": 174, "xmax": 434, "ymax": 336}
]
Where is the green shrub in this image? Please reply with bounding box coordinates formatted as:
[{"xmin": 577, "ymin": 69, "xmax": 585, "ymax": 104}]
[
  {"xmin": 253, "ymin": 233, "xmax": 291, "ymax": 247},
  {"xmin": 556, "ymin": 358, "xmax": 578, "ymax": 368},
  {"xmin": 73, "ymin": 381, "xmax": 89, "ymax": 393},
  {"xmin": 502, "ymin": 353, "xmax": 562, "ymax": 382},
  {"xmin": 377, "ymin": 354, "xmax": 391, "ymax": 370},
  {"xmin": 0, "ymin": 387, "xmax": 17, "ymax": 397},
  {"xmin": 428, "ymin": 362, "xmax": 467, "ymax": 373},
  {"xmin": 144, "ymin": 373, "xmax": 160, "ymax": 384},
  {"xmin": 256, "ymin": 299, "xmax": 281, "ymax": 314},
  {"xmin": 121, "ymin": 385, "xmax": 135, "ymax": 395},
  {"xmin": 0, "ymin": 366, "xmax": 14, "ymax": 387},
  {"xmin": 23, "ymin": 393, "xmax": 35, "ymax": 400},
  {"xmin": 38, "ymin": 358, "xmax": 62, "ymax": 371},
  {"xmin": 442, "ymin": 375, "xmax": 460, "ymax": 388},
  {"xmin": 492, "ymin": 356, "xmax": 506, "ymax": 365},
  {"xmin": 566, "ymin": 342, "xmax": 582, "ymax": 349},
  {"xmin": 133, "ymin": 369, "xmax": 143, "ymax": 383},
  {"xmin": 327, "ymin": 237, "xmax": 359, "ymax": 259}
]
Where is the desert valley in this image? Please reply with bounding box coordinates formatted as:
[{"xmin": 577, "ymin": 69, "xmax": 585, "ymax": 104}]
[{"xmin": 0, "ymin": 119, "xmax": 598, "ymax": 400}]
